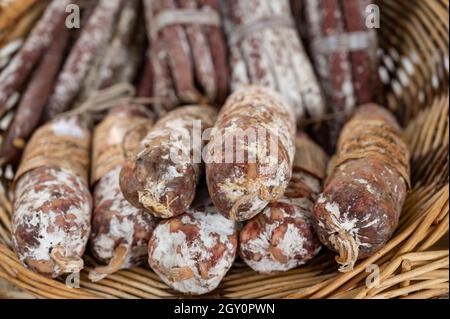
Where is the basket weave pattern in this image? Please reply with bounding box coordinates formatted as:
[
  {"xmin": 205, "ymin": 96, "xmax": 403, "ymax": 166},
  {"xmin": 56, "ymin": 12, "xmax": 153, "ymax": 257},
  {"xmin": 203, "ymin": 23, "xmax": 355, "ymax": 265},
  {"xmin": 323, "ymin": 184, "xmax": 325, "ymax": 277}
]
[{"xmin": 0, "ymin": 0, "xmax": 448, "ymax": 299}]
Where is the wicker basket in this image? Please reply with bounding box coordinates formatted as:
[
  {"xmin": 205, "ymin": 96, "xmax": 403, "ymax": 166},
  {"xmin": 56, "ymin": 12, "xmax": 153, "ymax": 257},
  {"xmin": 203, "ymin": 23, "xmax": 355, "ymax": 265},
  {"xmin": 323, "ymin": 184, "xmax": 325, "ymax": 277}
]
[{"xmin": 0, "ymin": 0, "xmax": 448, "ymax": 299}]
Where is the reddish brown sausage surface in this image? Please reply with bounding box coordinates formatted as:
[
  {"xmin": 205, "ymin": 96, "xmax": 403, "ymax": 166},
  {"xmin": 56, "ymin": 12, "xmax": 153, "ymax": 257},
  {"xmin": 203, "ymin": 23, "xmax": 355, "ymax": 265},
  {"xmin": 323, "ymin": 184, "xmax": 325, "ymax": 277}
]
[{"xmin": 142, "ymin": 0, "xmax": 229, "ymax": 114}]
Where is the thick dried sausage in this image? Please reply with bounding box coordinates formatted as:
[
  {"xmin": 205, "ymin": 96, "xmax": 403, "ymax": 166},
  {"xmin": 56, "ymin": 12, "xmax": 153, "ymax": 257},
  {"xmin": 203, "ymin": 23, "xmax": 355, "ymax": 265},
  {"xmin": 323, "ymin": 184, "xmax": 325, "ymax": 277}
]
[{"xmin": 313, "ymin": 104, "xmax": 410, "ymax": 272}]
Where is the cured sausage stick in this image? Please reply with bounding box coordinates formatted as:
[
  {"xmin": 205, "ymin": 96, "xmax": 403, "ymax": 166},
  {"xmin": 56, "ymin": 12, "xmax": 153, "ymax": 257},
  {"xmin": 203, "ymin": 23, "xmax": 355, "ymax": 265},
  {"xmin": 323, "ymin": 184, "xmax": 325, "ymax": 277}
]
[
  {"xmin": 205, "ymin": 85, "xmax": 296, "ymax": 221},
  {"xmin": 178, "ymin": 0, "xmax": 216, "ymax": 102},
  {"xmin": 45, "ymin": 0, "xmax": 122, "ymax": 118},
  {"xmin": 98, "ymin": 0, "xmax": 140, "ymax": 89},
  {"xmin": 137, "ymin": 52, "xmax": 153, "ymax": 98},
  {"xmin": 152, "ymin": 0, "xmax": 201, "ymax": 103},
  {"xmin": 301, "ymin": 0, "xmax": 380, "ymax": 151},
  {"xmin": 12, "ymin": 116, "xmax": 92, "ymax": 278},
  {"xmin": 0, "ymin": 24, "xmax": 70, "ymax": 165},
  {"xmin": 142, "ymin": 0, "xmax": 178, "ymax": 114},
  {"xmin": 240, "ymin": 134, "xmax": 327, "ymax": 273},
  {"xmin": 142, "ymin": 0, "xmax": 228, "ymax": 113},
  {"xmin": 314, "ymin": 104, "xmax": 410, "ymax": 272},
  {"xmin": 0, "ymin": 0, "xmax": 71, "ymax": 113},
  {"xmin": 148, "ymin": 193, "xmax": 238, "ymax": 295}
]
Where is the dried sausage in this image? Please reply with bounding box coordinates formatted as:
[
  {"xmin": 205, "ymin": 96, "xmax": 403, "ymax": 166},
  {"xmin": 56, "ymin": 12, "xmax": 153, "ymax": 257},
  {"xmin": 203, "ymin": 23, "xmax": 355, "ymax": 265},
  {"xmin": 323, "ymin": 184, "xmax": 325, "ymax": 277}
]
[{"xmin": 205, "ymin": 85, "xmax": 296, "ymax": 221}]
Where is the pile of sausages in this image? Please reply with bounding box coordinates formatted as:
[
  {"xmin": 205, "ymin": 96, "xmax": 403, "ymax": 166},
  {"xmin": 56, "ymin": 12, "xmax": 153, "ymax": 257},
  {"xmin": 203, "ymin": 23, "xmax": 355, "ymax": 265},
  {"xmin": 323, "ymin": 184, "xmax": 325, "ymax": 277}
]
[
  {"xmin": 295, "ymin": 0, "xmax": 382, "ymax": 151},
  {"xmin": 4, "ymin": 0, "xmax": 411, "ymax": 296}
]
